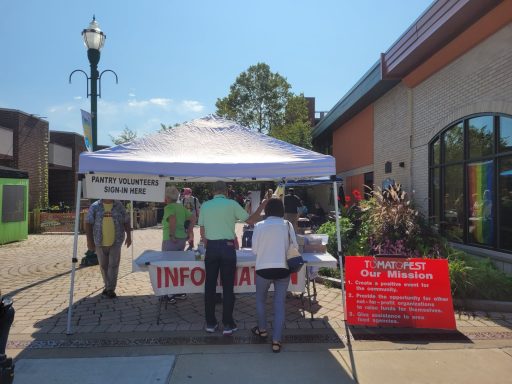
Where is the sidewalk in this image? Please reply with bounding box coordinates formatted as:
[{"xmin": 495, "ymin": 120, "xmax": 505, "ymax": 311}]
[{"xmin": 1, "ymin": 227, "xmax": 512, "ymax": 383}]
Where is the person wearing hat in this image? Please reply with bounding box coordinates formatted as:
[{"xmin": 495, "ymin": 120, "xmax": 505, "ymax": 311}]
[{"xmin": 199, "ymin": 181, "xmax": 267, "ymax": 335}]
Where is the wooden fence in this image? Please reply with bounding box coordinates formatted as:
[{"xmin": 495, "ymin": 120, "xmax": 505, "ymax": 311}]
[{"xmin": 29, "ymin": 208, "xmax": 159, "ymax": 234}]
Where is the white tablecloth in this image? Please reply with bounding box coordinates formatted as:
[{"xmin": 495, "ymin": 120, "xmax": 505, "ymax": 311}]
[
  {"xmin": 132, "ymin": 249, "xmax": 337, "ymax": 295},
  {"xmin": 133, "ymin": 249, "xmax": 337, "ymax": 271}
]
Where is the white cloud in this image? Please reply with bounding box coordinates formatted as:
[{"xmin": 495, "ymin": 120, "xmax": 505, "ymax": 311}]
[
  {"xmin": 74, "ymin": 96, "xmax": 82, "ymax": 100},
  {"xmin": 149, "ymin": 98, "xmax": 172, "ymax": 107},
  {"xmin": 127, "ymin": 99, "xmax": 150, "ymax": 108},
  {"xmin": 127, "ymin": 97, "xmax": 173, "ymax": 109},
  {"xmin": 180, "ymin": 100, "xmax": 204, "ymax": 113},
  {"xmin": 128, "ymin": 92, "xmax": 136, "ymax": 97}
]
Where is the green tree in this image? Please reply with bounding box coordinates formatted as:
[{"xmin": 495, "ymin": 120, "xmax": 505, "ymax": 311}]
[
  {"xmin": 159, "ymin": 122, "xmax": 180, "ymax": 132},
  {"xmin": 271, "ymin": 94, "xmax": 312, "ymax": 149},
  {"xmin": 110, "ymin": 126, "xmax": 137, "ymax": 145},
  {"xmin": 215, "ymin": 62, "xmax": 291, "ymax": 134}
]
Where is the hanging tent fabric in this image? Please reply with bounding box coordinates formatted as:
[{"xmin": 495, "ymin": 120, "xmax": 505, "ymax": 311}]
[
  {"xmin": 285, "ymin": 176, "xmax": 343, "ymax": 187},
  {"xmin": 68, "ymin": 115, "xmax": 345, "ymax": 333}
]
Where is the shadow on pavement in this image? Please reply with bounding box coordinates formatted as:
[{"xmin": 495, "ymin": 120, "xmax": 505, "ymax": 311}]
[
  {"xmin": 3, "ymin": 270, "xmax": 71, "ymax": 298},
  {"xmin": 13, "ymin": 290, "xmax": 347, "ymax": 348},
  {"xmin": 10, "ymin": 291, "xmax": 358, "ymax": 383},
  {"xmin": 348, "ymin": 324, "xmax": 472, "ymax": 344}
]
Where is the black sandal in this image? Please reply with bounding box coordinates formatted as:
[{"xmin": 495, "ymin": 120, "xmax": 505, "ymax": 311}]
[
  {"xmin": 272, "ymin": 341, "xmax": 281, "ymax": 353},
  {"xmin": 251, "ymin": 326, "xmax": 268, "ymax": 339}
]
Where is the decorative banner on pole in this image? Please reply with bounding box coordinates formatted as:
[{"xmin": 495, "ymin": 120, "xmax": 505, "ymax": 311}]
[
  {"xmin": 345, "ymin": 256, "xmax": 456, "ymax": 330},
  {"xmin": 80, "ymin": 109, "xmax": 93, "ymax": 152},
  {"xmin": 83, "ymin": 173, "xmax": 166, "ymax": 202}
]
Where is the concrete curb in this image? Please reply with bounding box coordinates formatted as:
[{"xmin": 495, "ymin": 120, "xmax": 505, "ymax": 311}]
[
  {"xmin": 453, "ymin": 299, "xmax": 512, "ymax": 312},
  {"xmin": 315, "ymin": 276, "xmax": 512, "ymax": 312}
]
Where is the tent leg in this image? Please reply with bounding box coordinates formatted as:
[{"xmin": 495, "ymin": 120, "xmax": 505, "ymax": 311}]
[
  {"xmin": 130, "ymin": 200, "xmax": 134, "ymax": 265},
  {"xmin": 66, "ymin": 179, "xmax": 82, "ymax": 335},
  {"xmin": 332, "ymin": 180, "xmax": 346, "ymax": 320}
]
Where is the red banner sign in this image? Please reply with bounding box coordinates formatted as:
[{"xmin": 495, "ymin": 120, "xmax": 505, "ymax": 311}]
[
  {"xmin": 345, "ymin": 256, "xmax": 456, "ymax": 330},
  {"xmin": 147, "ymin": 262, "xmax": 305, "ymax": 295}
]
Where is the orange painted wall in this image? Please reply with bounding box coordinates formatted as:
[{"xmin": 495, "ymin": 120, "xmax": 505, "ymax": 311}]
[
  {"xmin": 404, "ymin": 0, "xmax": 512, "ymax": 87},
  {"xmin": 332, "ymin": 104, "xmax": 373, "ymax": 173}
]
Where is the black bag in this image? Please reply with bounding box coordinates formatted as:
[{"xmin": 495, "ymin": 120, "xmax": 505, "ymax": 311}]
[
  {"xmin": 287, "ymin": 255, "xmax": 304, "ymax": 273},
  {"xmin": 286, "ymin": 221, "xmax": 304, "ymax": 273},
  {"xmin": 242, "ymin": 229, "xmax": 253, "ymax": 248}
]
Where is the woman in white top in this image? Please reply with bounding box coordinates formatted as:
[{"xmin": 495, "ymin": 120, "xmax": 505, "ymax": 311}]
[{"xmin": 251, "ymin": 198, "xmax": 297, "ymax": 353}]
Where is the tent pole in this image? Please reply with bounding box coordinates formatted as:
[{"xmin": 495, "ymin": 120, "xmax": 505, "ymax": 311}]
[
  {"xmin": 332, "ymin": 179, "xmax": 346, "ymax": 320},
  {"xmin": 66, "ymin": 178, "xmax": 82, "ymax": 335},
  {"xmin": 130, "ymin": 200, "xmax": 134, "ymax": 264}
]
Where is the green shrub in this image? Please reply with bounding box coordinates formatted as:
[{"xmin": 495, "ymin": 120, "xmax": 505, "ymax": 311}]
[
  {"xmin": 317, "ymin": 219, "xmax": 352, "ymax": 257},
  {"xmin": 319, "ymin": 267, "xmax": 341, "ymax": 279},
  {"xmin": 448, "ymin": 250, "xmax": 512, "ymax": 301}
]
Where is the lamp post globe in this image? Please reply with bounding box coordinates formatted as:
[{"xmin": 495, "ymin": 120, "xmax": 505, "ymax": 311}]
[
  {"xmin": 82, "ymin": 16, "xmax": 106, "ymax": 51},
  {"xmin": 69, "ymin": 16, "xmax": 117, "ymax": 152},
  {"xmin": 82, "ymin": 16, "xmax": 106, "ymax": 152}
]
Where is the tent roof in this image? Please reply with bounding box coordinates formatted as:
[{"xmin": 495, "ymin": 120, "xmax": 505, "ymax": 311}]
[{"xmin": 79, "ymin": 115, "xmax": 336, "ymax": 181}]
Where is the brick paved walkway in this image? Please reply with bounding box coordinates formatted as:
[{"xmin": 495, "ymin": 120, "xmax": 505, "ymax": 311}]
[
  {"xmin": 1, "ymin": 226, "xmax": 345, "ymax": 336},
  {"xmin": 1, "ymin": 226, "xmax": 511, "ymax": 348}
]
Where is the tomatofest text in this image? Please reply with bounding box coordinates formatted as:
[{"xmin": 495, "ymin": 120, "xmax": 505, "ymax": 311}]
[{"xmin": 345, "ymin": 256, "xmax": 456, "ymax": 330}]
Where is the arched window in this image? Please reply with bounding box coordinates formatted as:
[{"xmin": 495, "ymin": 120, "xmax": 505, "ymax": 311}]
[{"xmin": 429, "ymin": 114, "xmax": 512, "ymax": 252}]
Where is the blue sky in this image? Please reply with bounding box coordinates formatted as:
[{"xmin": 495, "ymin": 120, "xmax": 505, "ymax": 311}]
[{"xmin": 0, "ymin": 0, "xmax": 432, "ymax": 145}]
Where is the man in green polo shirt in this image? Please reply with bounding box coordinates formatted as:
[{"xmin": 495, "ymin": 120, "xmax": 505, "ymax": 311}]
[{"xmin": 199, "ymin": 181, "xmax": 266, "ymax": 335}]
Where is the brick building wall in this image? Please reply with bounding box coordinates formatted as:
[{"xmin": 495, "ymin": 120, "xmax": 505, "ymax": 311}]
[
  {"xmin": 373, "ymin": 23, "xmax": 512, "ymax": 215},
  {"xmin": 411, "ymin": 23, "xmax": 512, "ymax": 213},
  {"xmin": 0, "ymin": 109, "xmax": 48, "ymax": 210},
  {"xmin": 374, "ymin": 83, "xmax": 412, "ymax": 194},
  {"xmin": 49, "ymin": 131, "xmax": 86, "ymax": 207}
]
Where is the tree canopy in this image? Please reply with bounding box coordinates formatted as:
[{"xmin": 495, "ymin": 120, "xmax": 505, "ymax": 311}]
[
  {"xmin": 216, "ymin": 62, "xmax": 312, "ymax": 149},
  {"xmin": 270, "ymin": 94, "xmax": 312, "ymax": 149},
  {"xmin": 110, "ymin": 126, "xmax": 137, "ymax": 145},
  {"xmin": 215, "ymin": 63, "xmax": 291, "ymax": 135}
]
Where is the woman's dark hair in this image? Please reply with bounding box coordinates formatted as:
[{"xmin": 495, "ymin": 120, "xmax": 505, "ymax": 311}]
[{"xmin": 265, "ymin": 198, "xmax": 284, "ymax": 218}]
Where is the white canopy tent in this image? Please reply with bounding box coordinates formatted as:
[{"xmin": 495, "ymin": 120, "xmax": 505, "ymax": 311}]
[
  {"xmin": 67, "ymin": 115, "xmax": 345, "ymax": 333},
  {"xmin": 79, "ymin": 115, "xmax": 335, "ymax": 181}
]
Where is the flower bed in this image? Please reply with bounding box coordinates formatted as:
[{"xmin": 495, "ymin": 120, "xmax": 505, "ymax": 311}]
[{"xmin": 315, "ymin": 184, "xmax": 512, "ymax": 302}]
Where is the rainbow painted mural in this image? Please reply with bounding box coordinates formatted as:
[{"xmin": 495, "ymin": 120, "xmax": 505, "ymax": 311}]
[{"xmin": 468, "ymin": 161, "xmax": 493, "ymax": 244}]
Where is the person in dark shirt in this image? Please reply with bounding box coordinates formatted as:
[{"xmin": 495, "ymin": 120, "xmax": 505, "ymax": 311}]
[
  {"xmin": 338, "ymin": 185, "xmax": 346, "ymax": 206},
  {"xmin": 284, "ymin": 188, "xmax": 302, "ymax": 231},
  {"xmin": 310, "ymin": 202, "xmax": 327, "ymax": 228}
]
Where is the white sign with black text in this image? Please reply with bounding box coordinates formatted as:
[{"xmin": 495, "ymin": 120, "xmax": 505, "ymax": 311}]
[{"xmin": 83, "ymin": 173, "xmax": 166, "ymax": 202}]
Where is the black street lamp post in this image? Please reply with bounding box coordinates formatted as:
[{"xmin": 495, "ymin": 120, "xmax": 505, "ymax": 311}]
[
  {"xmin": 70, "ymin": 16, "xmax": 118, "ymax": 151},
  {"xmin": 69, "ymin": 17, "xmax": 118, "ymax": 266}
]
